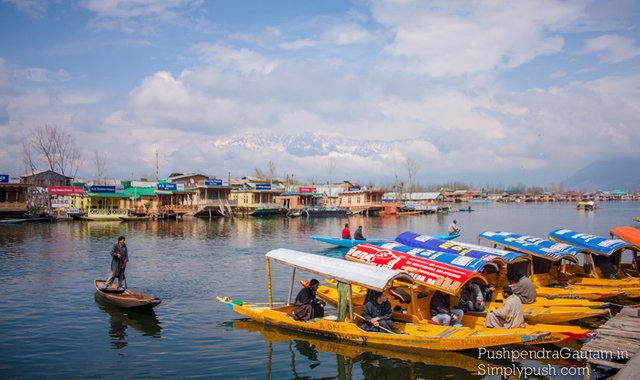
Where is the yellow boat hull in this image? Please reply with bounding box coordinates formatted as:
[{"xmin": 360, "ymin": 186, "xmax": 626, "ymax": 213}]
[{"xmin": 217, "ymin": 297, "xmax": 549, "ymax": 351}]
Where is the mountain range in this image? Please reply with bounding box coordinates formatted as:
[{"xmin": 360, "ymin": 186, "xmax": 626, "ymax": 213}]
[{"xmin": 562, "ymin": 157, "xmax": 640, "ymax": 192}]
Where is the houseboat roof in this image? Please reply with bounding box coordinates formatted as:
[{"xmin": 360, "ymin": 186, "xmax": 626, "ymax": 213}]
[{"xmin": 266, "ymin": 248, "xmax": 414, "ymax": 292}]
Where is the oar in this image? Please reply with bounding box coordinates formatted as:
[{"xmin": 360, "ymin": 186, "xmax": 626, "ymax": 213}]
[{"xmin": 354, "ymin": 312, "xmax": 396, "ymax": 334}]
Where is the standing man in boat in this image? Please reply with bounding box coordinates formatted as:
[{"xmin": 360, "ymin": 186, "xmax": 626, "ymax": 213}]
[
  {"xmin": 485, "ymin": 286, "xmax": 525, "ymax": 328},
  {"xmin": 448, "ymin": 220, "xmax": 460, "ymax": 234},
  {"xmin": 354, "ymin": 225, "xmax": 365, "ymax": 240},
  {"xmin": 293, "ymin": 279, "xmax": 325, "ymax": 321},
  {"xmin": 361, "ymin": 291, "xmax": 393, "ymax": 333},
  {"xmin": 103, "ymin": 235, "xmax": 129, "ymax": 291},
  {"xmin": 509, "ymin": 269, "xmax": 536, "ymax": 304},
  {"xmin": 342, "ymin": 223, "xmax": 351, "ymax": 239}
]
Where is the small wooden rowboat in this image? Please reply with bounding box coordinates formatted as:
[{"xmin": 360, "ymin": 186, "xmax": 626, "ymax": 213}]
[
  {"xmin": 119, "ymin": 215, "xmax": 152, "ymax": 221},
  {"xmin": 94, "ymin": 280, "xmax": 161, "ymax": 309}
]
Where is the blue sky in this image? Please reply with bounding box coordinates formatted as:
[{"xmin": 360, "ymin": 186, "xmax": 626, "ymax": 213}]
[{"xmin": 1, "ymin": 0, "xmax": 639, "ymax": 187}]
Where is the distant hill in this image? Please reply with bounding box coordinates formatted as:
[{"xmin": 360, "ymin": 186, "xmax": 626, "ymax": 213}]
[{"xmin": 562, "ymin": 157, "xmax": 640, "ymax": 192}]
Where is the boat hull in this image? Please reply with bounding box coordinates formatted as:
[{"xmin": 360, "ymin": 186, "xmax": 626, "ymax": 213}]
[{"xmin": 94, "ymin": 280, "xmax": 161, "ymax": 309}]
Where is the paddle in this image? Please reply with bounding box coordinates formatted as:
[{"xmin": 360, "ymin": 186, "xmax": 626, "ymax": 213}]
[{"xmin": 354, "ymin": 312, "xmax": 396, "ymax": 334}]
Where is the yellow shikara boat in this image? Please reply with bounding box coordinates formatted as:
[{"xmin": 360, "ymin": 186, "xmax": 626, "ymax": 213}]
[
  {"xmin": 478, "ymin": 231, "xmax": 627, "ymax": 301},
  {"xmin": 217, "ymin": 248, "xmax": 549, "ymax": 351},
  {"xmin": 548, "ymin": 228, "xmax": 640, "ymax": 297}
]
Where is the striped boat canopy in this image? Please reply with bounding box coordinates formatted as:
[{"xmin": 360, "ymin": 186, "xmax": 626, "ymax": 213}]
[
  {"xmin": 478, "ymin": 231, "xmax": 580, "ymax": 263},
  {"xmin": 548, "ymin": 228, "xmax": 635, "ymax": 257}
]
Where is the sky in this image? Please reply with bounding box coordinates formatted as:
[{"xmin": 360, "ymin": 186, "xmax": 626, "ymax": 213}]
[{"xmin": 0, "ymin": 0, "xmax": 639, "ymax": 188}]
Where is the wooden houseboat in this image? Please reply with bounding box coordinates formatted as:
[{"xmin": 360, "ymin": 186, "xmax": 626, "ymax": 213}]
[{"xmin": 338, "ymin": 182, "xmax": 385, "ymax": 215}]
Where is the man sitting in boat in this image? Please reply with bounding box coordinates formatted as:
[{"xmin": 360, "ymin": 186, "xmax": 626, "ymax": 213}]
[
  {"xmin": 361, "ymin": 290, "xmax": 393, "ymax": 333},
  {"xmin": 354, "ymin": 226, "xmax": 365, "ymax": 240},
  {"xmin": 458, "ymin": 281, "xmax": 485, "ymax": 312},
  {"xmin": 485, "ymin": 287, "xmax": 525, "ymax": 328},
  {"xmin": 593, "ymin": 255, "xmax": 620, "ymax": 279},
  {"xmin": 342, "ymin": 223, "xmax": 351, "ymax": 239},
  {"xmin": 510, "ymin": 269, "xmax": 536, "ymax": 304},
  {"xmin": 293, "ymin": 279, "xmax": 325, "ymax": 321},
  {"xmin": 430, "ymin": 291, "xmax": 464, "ymax": 326},
  {"xmin": 448, "ymin": 220, "xmax": 460, "ymax": 234}
]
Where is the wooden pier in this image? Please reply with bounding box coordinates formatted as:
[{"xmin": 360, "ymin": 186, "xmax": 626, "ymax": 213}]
[{"xmin": 582, "ymin": 306, "xmax": 640, "ymax": 379}]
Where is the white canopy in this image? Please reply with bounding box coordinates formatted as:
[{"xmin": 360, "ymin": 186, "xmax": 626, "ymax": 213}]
[{"xmin": 266, "ymin": 248, "xmax": 414, "ymax": 292}]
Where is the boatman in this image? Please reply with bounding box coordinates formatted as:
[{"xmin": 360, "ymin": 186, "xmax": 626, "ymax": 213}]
[
  {"xmin": 342, "ymin": 223, "xmax": 351, "ymax": 239},
  {"xmin": 103, "ymin": 235, "xmax": 129, "ymax": 291},
  {"xmin": 485, "ymin": 286, "xmax": 525, "ymax": 328},
  {"xmin": 293, "ymin": 279, "xmax": 325, "ymax": 321},
  {"xmin": 509, "ymin": 269, "xmax": 537, "ymax": 304},
  {"xmin": 354, "ymin": 225, "xmax": 365, "ymax": 240},
  {"xmin": 361, "ymin": 291, "xmax": 393, "ymax": 333},
  {"xmin": 448, "ymin": 220, "xmax": 460, "ymax": 234}
]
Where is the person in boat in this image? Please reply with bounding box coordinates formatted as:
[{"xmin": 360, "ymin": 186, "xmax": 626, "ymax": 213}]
[
  {"xmin": 430, "ymin": 291, "xmax": 464, "ymax": 326},
  {"xmin": 478, "ymin": 267, "xmax": 496, "ymax": 302},
  {"xmin": 485, "ymin": 286, "xmax": 525, "ymax": 328},
  {"xmin": 354, "ymin": 225, "xmax": 365, "ymax": 240},
  {"xmin": 293, "ymin": 279, "xmax": 325, "ymax": 321},
  {"xmin": 593, "ymin": 255, "xmax": 620, "ymax": 279},
  {"xmin": 448, "ymin": 220, "xmax": 460, "ymax": 234},
  {"xmin": 509, "ymin": 269, "xmax": 537, "ymax": 304},
  {"xmin": 103, "ymin": 235, "xmax": 129, "ymax": 291},
  {"xmin": 458, "ymin": 281, "xmax": 485, "ymax": 312},
  {"xmin": 341, "ymin": 223, "xmax": 351, "ymax": 239},
  {"xmin": 361, "ymin": 290, "xmax": 393, "ymax": 333}
]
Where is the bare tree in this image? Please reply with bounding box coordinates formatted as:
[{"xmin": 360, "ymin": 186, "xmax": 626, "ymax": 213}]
[
  {"xmin": 23, "ymin": 124, "xmax": 82, "ymax": 177},
  {"xmin": 405, "ymin": 156, "xmax": 420, "ymax": 194},
  {"xmin": 267, "ymin": 161, "xmax": 277, "ymax": 182},
  {"xmin": 94, "ymin": 151, "xmax": 107, "ymax": 185}
]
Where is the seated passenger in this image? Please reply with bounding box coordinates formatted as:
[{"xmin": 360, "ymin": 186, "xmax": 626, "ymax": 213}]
[
  {"xmin": 593, "ymin": 255, "xmax": 620, "ymax": 279},
  {"xmin": 510, "ymin": 269, "xmax": 537, "ymax": 304},
  {"xmin": 430, "ymin": 290, "xmax": 463, "ymax": 326},
  {"xmin": 485, "ymin": 287, "xmax": 525, "ymax": 328},
  {"xmin": 458, "ymin": 281, "xmax": 485, "ymax": 312},
  {"xmin": 293, "ymin": 279, "xmax": 325, "ymax": 321},
  {"xmin": 362, "ymin": 291, "xmax": 393, "ymax": 333}
]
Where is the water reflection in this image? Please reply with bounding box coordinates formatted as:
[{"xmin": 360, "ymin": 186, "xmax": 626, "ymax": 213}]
[
  {"xmin": 223, "ymin": 319, "xmax": 496, "ymax": 379},
  {"xmin": 96, "ymin": 300, "xmax": 161, "ymax": 349}
]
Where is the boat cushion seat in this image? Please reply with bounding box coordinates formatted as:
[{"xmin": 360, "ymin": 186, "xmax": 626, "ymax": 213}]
[{"xmin": 390, "ymin": 287, "xmax": 411, "ymax": 303}]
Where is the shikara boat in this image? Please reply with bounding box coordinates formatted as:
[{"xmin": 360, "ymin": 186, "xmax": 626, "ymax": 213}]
[
  {"xmin": 610, "ymin": 225, "xmax": 640, "ymax": 272},
  {"xmin": 396, "ymin": 231, "xmax": 621, "ymax": 302},
  {"xmin": 217, "ymin": 249, "xmax": 549, "ymax": 351},
  {"xmin": 549, "ymin": 229, "xmax": 640, "ymax": 295},
  {"xmin": 119, "ymin": 215, "xmax": 152, "ymax": 221},
  {"xmin": 478, "ymin": 231, "xmax": 627, "ymax": 301},
  {"xmin": 633, "ymin": 218, "xmax": 640, "ymax": 222},
  {"xmin": 94, "ymin": 280, "xmax": 161, "ymax": 309},
  {"xmin": 323, "ymin": 245, "xmax": 594, "ymax": 344}
]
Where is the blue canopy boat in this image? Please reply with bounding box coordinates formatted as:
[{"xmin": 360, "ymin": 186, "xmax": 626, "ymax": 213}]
[{"xmin": 310, "ymin": 232, "xmax": 459, "ymax": 248}]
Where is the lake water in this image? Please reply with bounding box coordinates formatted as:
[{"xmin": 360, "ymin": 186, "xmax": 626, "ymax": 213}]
[{"xmin": 1, "ymin": 202, "xmax": 639, "ymax": 379}]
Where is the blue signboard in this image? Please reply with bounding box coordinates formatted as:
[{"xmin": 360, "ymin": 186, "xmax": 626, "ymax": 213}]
[
  {"xmin": 395, "ymin": 231, "xmax": 524, "ymax": 263},
  {"xmin": 205, "ymin": 179, "xmax": 223, "ymax": 186},
  {"xmin": 255, "ymin": 184, "xmax": 271, "ymax": 190},
  {"xmin": 479, "ymin": 231, "xmax": 581, "ymax": 261},
  {"xmin": 549, "ymin": 229, "xmax": 632, "ymax": 257},
  {"xmin": 157, "ymin": 183, "xmax": 177, "ymax": 191},
  {"xmin": 348, "ymin": 186, "xmax": 360, "ymax": 191},
  {"xmin": 374, "ymin": 242, "xmax": 490, "ymax": 272},
  {"xmin": 0, "ymin": 174, "xmax": 8, "ymax": 183},
  {"xmin": 90, "ymin": 185, "xmax": 116, "ymax": 193}
]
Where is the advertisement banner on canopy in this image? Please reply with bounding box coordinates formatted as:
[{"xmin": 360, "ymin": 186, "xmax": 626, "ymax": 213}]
[
  {"xmin": 48, "ymin": 186, "xmax": 85, "ymax": 195},
  {"xmin": 376, "ymin": 242, "xmax": 489, "ymax": 272},
  {"xmin": 395, "ymin": 231, "xmax": 524, "ymax": 262},
  {"xmin": 549, "ymin": 229, "xmax": 632, "ymax": 256},
  {"xmin": 479, "ymin": 231, "xmax": 581, "ymax": 261},
  {"xmin": 346, "ymin": 243, "xmax": 484, "ymax": 295}
]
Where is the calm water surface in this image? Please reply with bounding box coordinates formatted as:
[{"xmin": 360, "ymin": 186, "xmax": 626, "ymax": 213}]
[{"xmin": 1, "ymin": 202, "xmax": 639, "ymax": 379}]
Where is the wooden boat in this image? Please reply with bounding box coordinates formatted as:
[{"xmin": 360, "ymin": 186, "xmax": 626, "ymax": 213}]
[
  {"xmin": 310, "ymin": 232, "xmax": 459, "ymax": 249},
  {"xmin": 217, "ymin": 249, "xmax": 549, "ymax": 351},
  {"xmin": 0, "ymin": 218, "xmax": 27, "ymax": 224},
  {"xmin": 94, "ymin": 280, "xmax": 161, "ymax": 309},
  {"xmin": 478, "ymin": 231, "xmax": 628, "ymax": 301},
  {"xmin": 633, "ymin": 217, "xmax": 640, "ymax": 222},
  {"xmin": 549, "ymin": 229, "xmax": 640, "ymax": 296},
  {"xmin": 397, "ymin": 231, "xmax": 623, "ymax": 301},
  {"xmin": 347, "ymin": 243, "xmax": 610, "ymax": 324},
  {"xmin": 119, "ymin": 215, "xmax": 152, "ymax": 221}
]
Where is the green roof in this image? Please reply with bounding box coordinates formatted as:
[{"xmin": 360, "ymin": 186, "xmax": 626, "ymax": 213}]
[{"xmin": 123, "ymin": 187, "xmax": 156, "ymax": 199}]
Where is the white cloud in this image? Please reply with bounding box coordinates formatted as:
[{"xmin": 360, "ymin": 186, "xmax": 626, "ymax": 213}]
[
  {"xmin": 322, "ymin": 23, "xmax": 375, "ymax": 45},
  {"xmin": 2, "ymin": 0, "xmax": 47, "ymax": 18},
  {"xmin": 579, "ymin": 34, "xmax": 640, "ymax": 63},
  {"xmin": 14, "ymin": 68, "xmax": 71, "ymax": 83}
]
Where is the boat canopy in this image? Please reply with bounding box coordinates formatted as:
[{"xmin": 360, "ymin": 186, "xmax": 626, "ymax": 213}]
[
  {"xmin": 395, "ymin": 231, "xmax": 526, "ymax": 263},
  {"xmin": 373, "ymin": 241, "xmax": 504, "ymax": 272},
  {"xmin": 266, "ymin": 248, "xmax": 414, "ymax": 292},
  {"xmin": 549, "ymin": 228, "xmax": 635, "ymax": 257},
  {"xmin": 478, "ymin": 231, "xmax": 580, "ymax": 263},
  {"xmin": 346, "ymin": 243, "xmax": 487, "ymax": 296},
  {"xmin": 610, "ymin": 226, "xmax": 640, "ymax": 248}
]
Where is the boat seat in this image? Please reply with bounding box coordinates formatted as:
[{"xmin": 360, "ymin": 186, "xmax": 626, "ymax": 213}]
[
  {"xmin": 322, "ymin": 315, "xmax": 338, "ymax": 321},
  {"xmin": 389, "ymin": 287, "xmax": 411, "ymax": 303}
]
